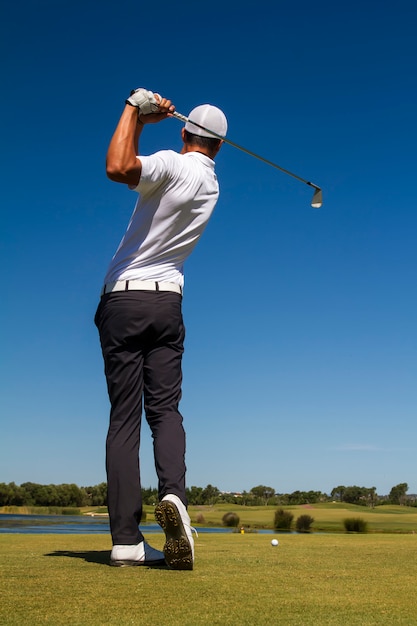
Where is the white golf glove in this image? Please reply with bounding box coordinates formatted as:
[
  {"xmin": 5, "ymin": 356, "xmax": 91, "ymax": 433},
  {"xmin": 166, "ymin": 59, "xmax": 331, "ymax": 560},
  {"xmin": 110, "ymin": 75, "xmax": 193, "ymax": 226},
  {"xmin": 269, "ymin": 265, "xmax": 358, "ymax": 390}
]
[{"xmin": 126, "ymin": 88, "xmax": 160, "ymax": 115}]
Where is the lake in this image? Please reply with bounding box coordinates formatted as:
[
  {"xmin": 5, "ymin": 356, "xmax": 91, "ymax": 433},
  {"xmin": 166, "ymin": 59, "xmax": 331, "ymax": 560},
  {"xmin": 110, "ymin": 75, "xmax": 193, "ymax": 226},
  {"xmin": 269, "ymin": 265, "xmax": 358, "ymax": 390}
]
[{"xmin": 0, "ymin": 514, "xmax": 275, "ymax": 535}]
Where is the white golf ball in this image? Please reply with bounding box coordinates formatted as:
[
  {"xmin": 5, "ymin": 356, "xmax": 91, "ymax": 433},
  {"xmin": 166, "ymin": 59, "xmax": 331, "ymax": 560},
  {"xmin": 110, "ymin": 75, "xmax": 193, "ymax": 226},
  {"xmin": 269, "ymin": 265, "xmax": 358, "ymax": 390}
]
[{"xmin": 271, "ymin": 539, "xmax": 279, "ymax": 546}]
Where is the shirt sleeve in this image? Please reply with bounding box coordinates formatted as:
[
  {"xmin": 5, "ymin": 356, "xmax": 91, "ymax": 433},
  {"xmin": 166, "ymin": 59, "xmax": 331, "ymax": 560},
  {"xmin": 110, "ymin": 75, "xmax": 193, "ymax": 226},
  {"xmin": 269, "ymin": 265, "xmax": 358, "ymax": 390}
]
[{"xmin": 129, "ymin": 151, "xmax": 176, "ymax": 194}]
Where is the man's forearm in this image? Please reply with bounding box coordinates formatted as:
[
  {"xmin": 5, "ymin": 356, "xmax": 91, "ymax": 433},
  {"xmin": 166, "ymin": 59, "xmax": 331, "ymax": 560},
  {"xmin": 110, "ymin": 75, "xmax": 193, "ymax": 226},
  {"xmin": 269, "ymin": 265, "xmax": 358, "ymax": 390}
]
[{"xmin": 106, "ymin": 105, "xmax": 143, "ymax": 186}]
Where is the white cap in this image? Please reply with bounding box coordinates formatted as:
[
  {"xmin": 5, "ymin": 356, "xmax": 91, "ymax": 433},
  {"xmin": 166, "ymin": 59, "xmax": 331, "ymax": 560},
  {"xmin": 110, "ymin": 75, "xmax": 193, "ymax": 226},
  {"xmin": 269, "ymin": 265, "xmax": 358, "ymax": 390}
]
[{"xmin": 184, "ymin": 104, "xmax": 227, "ymax": 138}]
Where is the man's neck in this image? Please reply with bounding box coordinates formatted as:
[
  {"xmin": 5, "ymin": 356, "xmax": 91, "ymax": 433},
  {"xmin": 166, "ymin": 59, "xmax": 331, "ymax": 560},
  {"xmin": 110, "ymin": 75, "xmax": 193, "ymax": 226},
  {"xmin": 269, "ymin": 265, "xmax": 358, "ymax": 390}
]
[{"xmin": 181, "ymin": 144, "xmax": 214, "ymax": 159}]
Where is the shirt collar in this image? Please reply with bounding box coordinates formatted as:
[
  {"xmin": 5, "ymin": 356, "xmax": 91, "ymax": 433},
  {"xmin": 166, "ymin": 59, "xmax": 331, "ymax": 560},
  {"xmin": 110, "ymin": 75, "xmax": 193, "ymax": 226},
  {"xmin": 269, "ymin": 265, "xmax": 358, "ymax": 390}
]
[{"xmin": 183, "ymin": 151, "xmax": 215, "ymax": 169}]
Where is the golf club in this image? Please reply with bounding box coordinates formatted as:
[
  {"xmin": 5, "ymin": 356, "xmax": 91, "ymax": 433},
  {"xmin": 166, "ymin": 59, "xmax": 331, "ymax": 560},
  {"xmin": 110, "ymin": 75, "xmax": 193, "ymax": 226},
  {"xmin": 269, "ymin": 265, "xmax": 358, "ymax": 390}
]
[{"xmin": 171, "ymin": 111, "xmax": 323, "ymax": 208}]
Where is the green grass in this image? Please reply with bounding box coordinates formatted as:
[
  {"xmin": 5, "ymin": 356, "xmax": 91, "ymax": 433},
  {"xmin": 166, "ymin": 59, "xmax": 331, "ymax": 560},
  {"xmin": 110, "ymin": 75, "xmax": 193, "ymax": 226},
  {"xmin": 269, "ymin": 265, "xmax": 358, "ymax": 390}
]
[
  {"xmin": 180, "ymin": 503, "xmax": 417, "ymax": 534},
  {"xmin": 1, "ymin": 533, "xmax": 417, "ymax": 625}
]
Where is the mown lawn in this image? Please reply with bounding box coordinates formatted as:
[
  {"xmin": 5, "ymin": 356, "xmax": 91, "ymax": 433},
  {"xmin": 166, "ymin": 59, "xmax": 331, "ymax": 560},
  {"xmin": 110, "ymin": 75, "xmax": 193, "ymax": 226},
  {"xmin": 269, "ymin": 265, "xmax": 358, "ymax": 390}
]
[
  {"xmin": 1, "ymin": 533, "xmax": 417, "ymax": 625},
  {"xmin": 160, "ymin": 502, "xmax": 417, "ymax": 534}
]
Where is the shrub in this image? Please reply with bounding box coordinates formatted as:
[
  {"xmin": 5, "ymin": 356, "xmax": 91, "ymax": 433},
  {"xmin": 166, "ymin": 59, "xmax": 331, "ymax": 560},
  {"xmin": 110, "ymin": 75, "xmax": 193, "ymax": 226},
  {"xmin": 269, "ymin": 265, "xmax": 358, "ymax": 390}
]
[
  {"xmin": 222, "ymin": 512, "xmax": 240, "ymax": 527},
  {"xmin": 195, "ymin": 513, "xmax": 206, "ymax": 524},
  {"xmin": 344, "ymin": 517, "xmax": 368, "ymax": 533},
  {"xmin": 296, "ymin": 514, "xmax": 314, "ymax": 533},
  {"xmin": 274, "ymin": 508, "xmax": 294, "ymax": 531}
]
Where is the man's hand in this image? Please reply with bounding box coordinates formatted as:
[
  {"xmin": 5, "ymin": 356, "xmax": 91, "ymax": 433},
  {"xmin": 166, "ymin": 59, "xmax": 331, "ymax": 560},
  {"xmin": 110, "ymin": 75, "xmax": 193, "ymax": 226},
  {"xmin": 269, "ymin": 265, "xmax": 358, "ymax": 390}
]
[
  {"xmin": 139, "ymin": 96, "xmax": 175, "ymax": 125},
  {"xmin": 126, "ymin": 88, "xmax": 175, "ymax": 124},
  {"xmin": 126, "ymin": 88, "xmax": 160, "ymax": 114}
]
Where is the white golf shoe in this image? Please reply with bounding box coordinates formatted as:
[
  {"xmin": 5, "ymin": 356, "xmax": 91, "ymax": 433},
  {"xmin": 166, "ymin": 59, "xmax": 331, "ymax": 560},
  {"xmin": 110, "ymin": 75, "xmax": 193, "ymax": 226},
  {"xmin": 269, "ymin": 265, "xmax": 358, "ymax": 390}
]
[
  {"xmin": 110, "ymin": 541, "xmax": 166, "ymax": 567},
  {"xmin": 155, "ymin": 494, "xmax": 196, "ymax": 570}
]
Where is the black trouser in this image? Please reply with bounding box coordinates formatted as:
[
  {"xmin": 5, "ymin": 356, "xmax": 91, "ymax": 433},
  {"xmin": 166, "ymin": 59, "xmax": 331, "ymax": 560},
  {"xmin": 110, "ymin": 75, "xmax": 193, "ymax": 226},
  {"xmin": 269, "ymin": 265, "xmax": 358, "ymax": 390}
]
[{"xmin": 95, "ymin": 290, "xmax": 186, "ymax": 545}]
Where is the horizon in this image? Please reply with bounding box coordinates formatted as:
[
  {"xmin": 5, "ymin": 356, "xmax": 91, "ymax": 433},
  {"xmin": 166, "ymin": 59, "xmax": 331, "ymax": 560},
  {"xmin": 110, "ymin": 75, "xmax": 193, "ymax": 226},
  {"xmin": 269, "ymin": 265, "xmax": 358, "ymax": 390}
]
[{"xmin": 2, "ymin": 480, "xmax": 416, "ymax": 501}]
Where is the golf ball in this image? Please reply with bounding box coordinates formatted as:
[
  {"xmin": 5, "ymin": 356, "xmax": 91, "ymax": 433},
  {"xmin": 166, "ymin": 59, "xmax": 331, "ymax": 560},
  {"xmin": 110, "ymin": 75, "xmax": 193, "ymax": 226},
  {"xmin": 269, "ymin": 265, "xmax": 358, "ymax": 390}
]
[{"xmin": 271, "ymin": 539, "xmax": 279, "ymax": 546}]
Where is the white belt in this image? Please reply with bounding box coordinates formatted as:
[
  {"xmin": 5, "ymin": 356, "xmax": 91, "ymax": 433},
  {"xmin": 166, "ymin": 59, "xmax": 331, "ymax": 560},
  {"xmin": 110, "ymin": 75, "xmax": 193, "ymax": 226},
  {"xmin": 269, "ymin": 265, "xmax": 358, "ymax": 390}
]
[{"xmin": 101, "ymin": 280, "xmax": 182, "ymax": 296}]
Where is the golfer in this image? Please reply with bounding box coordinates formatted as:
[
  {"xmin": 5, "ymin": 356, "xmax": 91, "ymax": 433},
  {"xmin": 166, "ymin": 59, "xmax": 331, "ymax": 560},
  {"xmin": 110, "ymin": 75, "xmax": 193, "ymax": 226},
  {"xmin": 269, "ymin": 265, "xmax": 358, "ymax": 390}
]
[{"xmin": 95, "ymin": 88, "xmax": 227, "ymax": 569}]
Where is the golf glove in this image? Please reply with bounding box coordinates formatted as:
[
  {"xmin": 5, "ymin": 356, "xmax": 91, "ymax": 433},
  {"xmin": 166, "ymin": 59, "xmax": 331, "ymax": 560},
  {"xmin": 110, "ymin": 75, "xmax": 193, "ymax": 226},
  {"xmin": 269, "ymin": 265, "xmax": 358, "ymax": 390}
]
[{"xmin": 126, "ymin": 88, "xmax": 160, "ymax": 115}]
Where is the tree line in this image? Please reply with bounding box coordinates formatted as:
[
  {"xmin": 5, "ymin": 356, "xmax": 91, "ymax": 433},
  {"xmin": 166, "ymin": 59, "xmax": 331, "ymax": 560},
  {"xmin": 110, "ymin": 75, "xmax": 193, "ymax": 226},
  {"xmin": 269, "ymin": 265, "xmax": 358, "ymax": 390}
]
[
  {"xmin": 0, "ymin": 482, "xmax": 107, "ymax": 508},
  {"xmin": 0, "ymin": 481, "xmax": 415, "ymax": 509}
]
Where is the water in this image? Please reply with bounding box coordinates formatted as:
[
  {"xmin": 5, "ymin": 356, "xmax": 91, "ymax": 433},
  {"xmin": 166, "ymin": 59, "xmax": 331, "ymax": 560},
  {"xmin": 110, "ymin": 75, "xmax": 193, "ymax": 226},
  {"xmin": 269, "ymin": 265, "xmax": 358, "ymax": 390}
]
[
  {"xmin": 0, "ymin": 514, "xmax": 111, "ymax": 535},
  {"xmin": 0, "ymin": 514, "xmax": 276, "ymax": 535}
]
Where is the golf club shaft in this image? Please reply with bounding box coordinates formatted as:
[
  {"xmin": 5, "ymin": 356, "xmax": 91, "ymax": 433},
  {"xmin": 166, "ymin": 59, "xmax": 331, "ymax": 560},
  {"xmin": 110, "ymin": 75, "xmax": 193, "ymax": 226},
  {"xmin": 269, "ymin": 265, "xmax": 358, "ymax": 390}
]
[{"xmin": 171, "ymin": 111, "xmax": 322, "ymax": 206}]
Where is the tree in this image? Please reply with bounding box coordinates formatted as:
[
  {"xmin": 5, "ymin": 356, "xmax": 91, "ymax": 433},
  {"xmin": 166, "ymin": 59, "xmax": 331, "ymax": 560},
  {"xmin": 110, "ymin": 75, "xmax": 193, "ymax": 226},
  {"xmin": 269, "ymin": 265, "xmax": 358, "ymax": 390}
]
[
  {"xmin": 200, "ymin": 484, "xmax": 219, "ymax": 505},
  {"xmin": 342, "ymin": 486, "xmax": 372, "ymax": 506},
  {"xmin": 365, "ymin": 487, "xmax": 378, "ymax": 508},
  {"xmin": 287, "ymin": 490, "xmax": 325, "ymax": 505},
  {"xmin": 186, "ymin": 486, "xmax": 204, "ymax": 505},
  {"xmin": 82, "ymin": 482, "xmax": 107, "ymax": 506},
  {"xmin": 250, "ymin": 485, "xmax": 276, "ymax": 505},
  {"xmin": 389, "ymin": 483, "xmax": 408, "ymax": 505},
  {"xmin": 331, "ymin": 485, "xmax": 377, "ymax": 506},
  {"xmin": 141, "ymin": 486, "xmax": 158, "ymax": 506},
  {"xmin": 0, "ymin": 482, "xmax": 24, "ymax": 506},
  {"xmin": 20, "ymin": 482, "xmax": 38, "ymax": 506},
  {"xmin": 331, "ymin": 486, "xmax": 346, "ymax": 502}
]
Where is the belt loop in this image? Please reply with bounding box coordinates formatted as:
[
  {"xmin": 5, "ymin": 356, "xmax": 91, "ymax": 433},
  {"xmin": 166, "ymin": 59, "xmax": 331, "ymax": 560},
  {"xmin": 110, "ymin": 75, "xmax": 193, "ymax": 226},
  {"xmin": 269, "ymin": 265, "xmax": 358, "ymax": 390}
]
[
  {"xmin": 125, "ymin": 280, "xmax": 129, "ymax": 291},
  {"xmin": 155, "ymin": 281, "xmax": 160, "ymax": 291}
]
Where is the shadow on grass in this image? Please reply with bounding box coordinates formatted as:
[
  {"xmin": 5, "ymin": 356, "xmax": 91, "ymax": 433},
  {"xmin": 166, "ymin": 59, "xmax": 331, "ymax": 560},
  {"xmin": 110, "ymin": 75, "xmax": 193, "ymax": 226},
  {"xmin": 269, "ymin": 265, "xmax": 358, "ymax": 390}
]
[
  {"xmin": 44, "ymin": 550, "xmax": 169, "ymax": 568},
  {"xmin": 45, "ymin": 550, "xmax": 111, "ymax": 565}
]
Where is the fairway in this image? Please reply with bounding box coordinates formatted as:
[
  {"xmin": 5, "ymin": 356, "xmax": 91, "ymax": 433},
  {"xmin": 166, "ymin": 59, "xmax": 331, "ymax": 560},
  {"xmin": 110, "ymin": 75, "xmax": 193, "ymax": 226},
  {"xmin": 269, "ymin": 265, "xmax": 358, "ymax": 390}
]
[
  {"xmin": 1, "ymin": 533, "xmax": 416, "ymax": 625},
  {"xmin": 185, "ymin": 502, "xmax": 417, "ymax": 534}
]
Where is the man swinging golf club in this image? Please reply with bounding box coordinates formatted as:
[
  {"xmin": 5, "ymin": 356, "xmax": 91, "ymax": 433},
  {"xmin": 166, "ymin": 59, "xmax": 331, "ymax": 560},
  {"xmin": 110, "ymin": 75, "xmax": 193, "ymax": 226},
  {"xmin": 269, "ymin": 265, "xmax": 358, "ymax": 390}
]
[{"xmin": 95, "ymin": 87, "xmax": 227, "ymax": 569}]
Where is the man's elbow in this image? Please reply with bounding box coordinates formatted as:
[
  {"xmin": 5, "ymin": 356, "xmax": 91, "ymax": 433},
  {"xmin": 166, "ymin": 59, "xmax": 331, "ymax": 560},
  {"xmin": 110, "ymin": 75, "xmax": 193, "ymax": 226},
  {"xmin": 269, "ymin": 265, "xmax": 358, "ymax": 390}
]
[
  {"xmin": 106, "ymin": 164, "xmax": 125, "ymax": 183},
  {"xmin": 106, "ymin": 161, "xmax": 140, "ymax": 186}
]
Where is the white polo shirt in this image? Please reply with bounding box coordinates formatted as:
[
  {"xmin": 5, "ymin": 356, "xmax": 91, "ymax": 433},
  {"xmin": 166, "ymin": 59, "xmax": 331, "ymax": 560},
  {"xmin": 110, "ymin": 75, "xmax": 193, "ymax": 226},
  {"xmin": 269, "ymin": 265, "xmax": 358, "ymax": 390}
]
[{"xmin": 104, "ymin": 150, "xmax": 220, "ymax": 288}]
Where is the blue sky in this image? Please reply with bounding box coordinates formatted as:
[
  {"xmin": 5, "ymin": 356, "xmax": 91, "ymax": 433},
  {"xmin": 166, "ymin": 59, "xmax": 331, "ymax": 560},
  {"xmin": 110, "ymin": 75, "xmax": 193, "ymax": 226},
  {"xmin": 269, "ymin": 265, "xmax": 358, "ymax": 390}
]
[{"xmin": 1, "ymin": 0, "xmax": 416, "ymax": 496}]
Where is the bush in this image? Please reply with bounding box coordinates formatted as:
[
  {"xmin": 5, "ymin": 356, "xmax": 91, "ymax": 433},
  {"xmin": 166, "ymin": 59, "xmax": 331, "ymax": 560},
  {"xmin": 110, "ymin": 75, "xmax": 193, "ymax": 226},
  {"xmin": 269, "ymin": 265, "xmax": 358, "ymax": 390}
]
[
  {"xmin": 344, "ymin": 517, "xmax": 368, "ymax": 533},
  {"xmin": 195, "ymin": 513, "xmax": 206, "ymax": 524},
  {"xmin": 222, "ymin": 512, "xmax": 240, "ymax": 527},
  {"xmin": 274, "ymin": 508, "xmax": 294, "ymax": 531},
  {"xmin": 296, "ymin": 514, "xmax": 314, "ymax": 533}
]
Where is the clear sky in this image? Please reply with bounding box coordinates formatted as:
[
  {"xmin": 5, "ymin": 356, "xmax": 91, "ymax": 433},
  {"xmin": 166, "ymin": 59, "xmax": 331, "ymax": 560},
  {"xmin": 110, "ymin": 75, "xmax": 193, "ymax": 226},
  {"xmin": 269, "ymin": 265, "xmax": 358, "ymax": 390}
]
[{"xmin": 1, "ymin": 0, "xmax": 416, "ymax": 497}]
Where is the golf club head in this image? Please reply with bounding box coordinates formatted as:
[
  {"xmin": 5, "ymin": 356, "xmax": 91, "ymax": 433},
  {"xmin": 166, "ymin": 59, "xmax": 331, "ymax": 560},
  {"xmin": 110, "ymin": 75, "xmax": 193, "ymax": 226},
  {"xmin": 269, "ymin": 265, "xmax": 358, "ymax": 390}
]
[{"xmin": 311, "ymin": 187, "xmax": 323, "ymax": 208}]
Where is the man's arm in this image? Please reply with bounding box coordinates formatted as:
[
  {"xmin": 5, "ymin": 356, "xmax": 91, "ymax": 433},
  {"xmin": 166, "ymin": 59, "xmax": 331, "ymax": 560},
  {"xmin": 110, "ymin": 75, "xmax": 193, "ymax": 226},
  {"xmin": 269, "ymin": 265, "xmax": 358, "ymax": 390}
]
[
  {"xmin": 106, "ymin": 95, "xmax": 175, "ymax": 187},
  {"xmin": 106, "ymin": 105, "xmax": 142, "ymax": 186}
]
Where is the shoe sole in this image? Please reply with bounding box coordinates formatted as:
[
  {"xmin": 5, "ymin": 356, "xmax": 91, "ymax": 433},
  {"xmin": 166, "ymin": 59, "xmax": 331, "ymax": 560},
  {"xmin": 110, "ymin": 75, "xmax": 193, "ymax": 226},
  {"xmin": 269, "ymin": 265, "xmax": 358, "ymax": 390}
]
[{"xmin": 154, "ymin": 501, "xmax": 193, "ymax": 570}]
